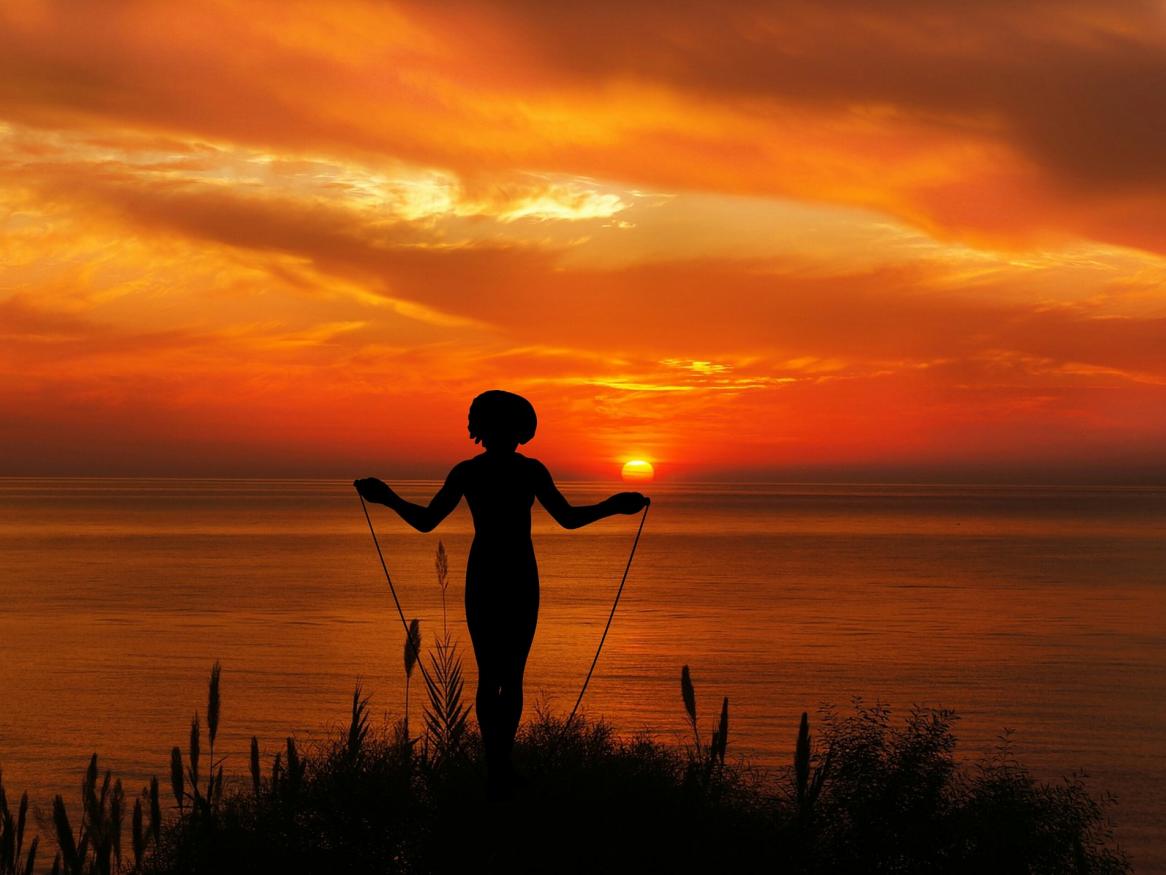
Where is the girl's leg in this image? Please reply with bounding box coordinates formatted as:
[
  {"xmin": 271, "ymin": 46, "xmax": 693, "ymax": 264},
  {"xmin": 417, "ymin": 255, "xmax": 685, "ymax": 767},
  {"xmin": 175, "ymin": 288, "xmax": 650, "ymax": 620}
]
[
  {"xmin": 467, "ymin": 618, "xmax": 507, "ymax": 778},
  {"xmin": 465, "ymin": 557, "xmax": 538, "ymax": 790},
  {"xmin": 496, "ymin": 670, "xmax": 524, "ymax": 770},
  {"xmin": 496, "ymin": 586, "xmax": 539, "ymax": 773},
  {"xmin": 475, "ymin": 664, "xmax": 503, "ymax": 765}
]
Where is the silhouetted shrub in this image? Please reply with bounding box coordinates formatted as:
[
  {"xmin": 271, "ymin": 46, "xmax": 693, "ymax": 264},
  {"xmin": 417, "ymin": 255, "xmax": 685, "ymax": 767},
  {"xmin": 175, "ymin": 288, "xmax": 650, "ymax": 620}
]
[{"xmin": 5, "ymin": 665, "xmax": 1130, "ymax": 874}]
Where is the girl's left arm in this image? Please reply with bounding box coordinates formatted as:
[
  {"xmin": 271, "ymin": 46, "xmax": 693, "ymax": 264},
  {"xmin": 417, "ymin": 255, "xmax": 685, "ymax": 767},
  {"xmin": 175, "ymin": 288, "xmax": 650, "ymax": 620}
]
[
  {"xmin": 534, "ymin": 461, "xmax": 647, "ymax": 529},
  {"xmin": 354, "ymin": 464, "xmax": 466, "ymax": 533}
]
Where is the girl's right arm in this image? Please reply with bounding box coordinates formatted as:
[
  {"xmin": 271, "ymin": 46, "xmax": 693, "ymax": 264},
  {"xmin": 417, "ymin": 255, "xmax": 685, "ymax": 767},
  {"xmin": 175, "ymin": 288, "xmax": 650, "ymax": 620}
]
[{"xmin": 354, "ymin": 465, "xmax": 466, "ymax": 533}]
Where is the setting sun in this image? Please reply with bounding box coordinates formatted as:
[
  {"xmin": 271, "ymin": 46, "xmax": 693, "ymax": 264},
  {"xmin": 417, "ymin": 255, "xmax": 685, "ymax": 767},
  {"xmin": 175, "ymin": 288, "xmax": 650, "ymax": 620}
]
[{"xmin": 621, "ymin": 460, "xmax": 655, "ymax": 482}]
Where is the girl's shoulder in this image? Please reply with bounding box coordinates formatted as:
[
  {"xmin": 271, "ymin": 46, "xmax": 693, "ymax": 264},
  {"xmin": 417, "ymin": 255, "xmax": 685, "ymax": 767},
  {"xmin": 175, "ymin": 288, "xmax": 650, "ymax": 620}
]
[
  {"xmin": 516, "ymin": 453, "xmax": 547, "ymax": 472},
  {"xmin": 449, "ymin": 457, "xmax": 480, "ymax": 479}
]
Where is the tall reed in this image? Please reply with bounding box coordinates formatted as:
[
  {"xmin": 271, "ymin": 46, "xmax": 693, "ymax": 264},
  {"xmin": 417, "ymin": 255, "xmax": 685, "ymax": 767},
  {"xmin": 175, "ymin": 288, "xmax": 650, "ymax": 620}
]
[
  {"xmin": 249, "ymin": 738, "xmax": 261, "ymax": 797},
  {"xmin": 793, "ymin": 711, "xmax": 831, "ymax": 829},
  {"xmin": 421, "ymin": 541, "xmax": 469, "ymax": 764},
  {"xmin": 49, "ymin": 755, "xmax": 126, "ymax": 875},
  {"xmin": 403, "ymin": 618, "xmax": 422, "ymax": 737},
  {"xmin": 679, "ymin": 664, "xmax": 729, "ymax": 790},
  {"xmin": 0, "ymin": 771, "xmax": 38, "ymax": 875},
  {"xmin": 168, "ymin": 662, "xmax": 224, "ymax": 817},
  {"xmin": 206, "ymin": 662, "xmax": 220, "ymax": 798},
  {"xmin": 435, "ymin": 541, "xmax": 449, "ymax": 636},
  {"xmin": 346, "ymin": 686, "xmax": 371, "ymax": 764},
  {"xmin": 128, "ymin": 776, "xmax": 162, "ymax": 872}
]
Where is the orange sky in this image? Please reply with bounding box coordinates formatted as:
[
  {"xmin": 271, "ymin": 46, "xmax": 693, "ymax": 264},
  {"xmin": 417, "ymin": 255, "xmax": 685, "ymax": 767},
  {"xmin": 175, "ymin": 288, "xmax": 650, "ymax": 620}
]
[{"xmin": 2, "ymin": 0, "xmax": 1165, "ymax": 481}]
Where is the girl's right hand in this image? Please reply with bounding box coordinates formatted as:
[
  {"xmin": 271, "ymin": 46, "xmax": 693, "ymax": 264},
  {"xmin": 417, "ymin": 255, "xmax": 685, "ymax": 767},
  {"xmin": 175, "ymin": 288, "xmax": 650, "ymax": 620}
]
[
  {"xmin": 354, "ymin": 477, "xmax": 393, "ymax": 504},
  {"xmin": 610, "ymin": 491, "xmax": 649, "ymax": 514}
]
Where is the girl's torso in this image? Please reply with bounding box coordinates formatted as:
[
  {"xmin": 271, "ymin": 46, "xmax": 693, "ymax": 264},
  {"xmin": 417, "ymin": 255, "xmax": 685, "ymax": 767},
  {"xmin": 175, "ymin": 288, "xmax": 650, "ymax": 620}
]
[
  {"xmin": 460, "ymin": 455, "xmax": 539, "ymax": 599},
  {"xmin": 460, "ymin": 452, "xmax": 538, "ymax": 553}
]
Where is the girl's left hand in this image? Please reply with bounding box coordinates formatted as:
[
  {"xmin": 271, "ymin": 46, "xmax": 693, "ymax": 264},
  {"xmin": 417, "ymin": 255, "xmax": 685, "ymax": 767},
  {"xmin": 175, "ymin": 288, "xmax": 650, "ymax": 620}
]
[{"xmin": 610, "ymin": 491, "xmax": 649, "ymax": 514}]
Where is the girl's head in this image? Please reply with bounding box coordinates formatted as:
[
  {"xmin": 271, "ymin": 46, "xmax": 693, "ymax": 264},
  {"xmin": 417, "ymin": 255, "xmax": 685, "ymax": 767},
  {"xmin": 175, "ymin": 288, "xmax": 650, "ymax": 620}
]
[{"xmin": 468, "ymin": 390, "xmax": 537, "ymax": 450}]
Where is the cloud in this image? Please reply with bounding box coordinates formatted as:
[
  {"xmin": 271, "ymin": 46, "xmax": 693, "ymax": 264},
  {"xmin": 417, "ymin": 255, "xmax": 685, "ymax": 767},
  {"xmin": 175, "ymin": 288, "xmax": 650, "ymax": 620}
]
[
  {"xmin": 2, "ymin": 1, "xmax": 1165, "ymax": 252},
  {"xmin": 2, "ymin": 4, "xmax": 1165, "ymax": 477},
  {"xmin": 430, "ymin": 0, "xmax": 1166, "ymax": 189},
  {"xmin": 7, "ymin": 135, "xmax": 1164, "ymax": 381}
]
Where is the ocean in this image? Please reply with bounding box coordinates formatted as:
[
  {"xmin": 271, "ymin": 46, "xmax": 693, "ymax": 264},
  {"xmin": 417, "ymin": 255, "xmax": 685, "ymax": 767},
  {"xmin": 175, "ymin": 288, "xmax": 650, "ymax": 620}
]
[{"xmin": 0, "ymin": 478, "xmax": 1162, "ymax": 869}]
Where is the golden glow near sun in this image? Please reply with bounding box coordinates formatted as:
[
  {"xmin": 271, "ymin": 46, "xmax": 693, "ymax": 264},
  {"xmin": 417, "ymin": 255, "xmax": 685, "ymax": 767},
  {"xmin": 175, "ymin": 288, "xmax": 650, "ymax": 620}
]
[{"xmin": 621, "ymin": 460, "xmax": 655, "ymax": 482}]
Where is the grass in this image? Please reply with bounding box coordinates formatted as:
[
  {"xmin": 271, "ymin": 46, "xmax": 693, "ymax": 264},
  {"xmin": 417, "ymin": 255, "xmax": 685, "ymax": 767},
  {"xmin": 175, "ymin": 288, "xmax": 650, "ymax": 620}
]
[
  {"xmin": 3, "ymin": 666, "xmax": 1131, "ymax": 874},
  {"xmin": 0, "ymin": 543, "xmax": 1133, "ymax": 873}
]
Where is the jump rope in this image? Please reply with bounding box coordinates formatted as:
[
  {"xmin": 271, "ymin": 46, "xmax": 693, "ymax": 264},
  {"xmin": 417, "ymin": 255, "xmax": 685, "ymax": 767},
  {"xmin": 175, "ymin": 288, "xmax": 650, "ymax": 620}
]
[{"xmin": 357, "ymin": 489, "xmax": 650, "ymax": 731}]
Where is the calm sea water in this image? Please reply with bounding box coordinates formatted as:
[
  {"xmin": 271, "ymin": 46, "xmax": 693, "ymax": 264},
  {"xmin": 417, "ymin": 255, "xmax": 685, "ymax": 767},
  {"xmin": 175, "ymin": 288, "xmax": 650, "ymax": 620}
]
[{"xmin": 1, "ymin": 479, "xmax": 1163, "ymax": 869}]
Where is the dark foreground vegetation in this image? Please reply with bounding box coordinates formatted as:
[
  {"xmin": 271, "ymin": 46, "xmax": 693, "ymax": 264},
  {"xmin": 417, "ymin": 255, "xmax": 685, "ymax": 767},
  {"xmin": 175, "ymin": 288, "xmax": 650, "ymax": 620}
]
[
  {"xmin": 0, "ymin": 666, "xmax": 1131, "ymax": 874},
  {"xmin": 0, "ymin": 550, "xmax": 1131, "ymax": 874}
]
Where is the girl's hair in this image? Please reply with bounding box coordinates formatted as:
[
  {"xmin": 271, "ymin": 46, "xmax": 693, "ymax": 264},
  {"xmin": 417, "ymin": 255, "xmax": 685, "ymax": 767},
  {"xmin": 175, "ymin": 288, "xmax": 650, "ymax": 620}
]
[{"xmin": 468, "ymin": 390, "xmax": 537, "ymax": 446}]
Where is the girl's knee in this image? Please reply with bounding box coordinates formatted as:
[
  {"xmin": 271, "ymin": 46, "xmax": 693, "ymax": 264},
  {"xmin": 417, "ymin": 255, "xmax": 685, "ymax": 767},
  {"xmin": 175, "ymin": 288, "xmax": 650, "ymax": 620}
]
[
  {"xmin": 499, "ymin": 675, "xmax": 525, "ymax": 696},
  {"xmin": 476, "ymin": 671, "xmax": 503, "ymax": 694}
]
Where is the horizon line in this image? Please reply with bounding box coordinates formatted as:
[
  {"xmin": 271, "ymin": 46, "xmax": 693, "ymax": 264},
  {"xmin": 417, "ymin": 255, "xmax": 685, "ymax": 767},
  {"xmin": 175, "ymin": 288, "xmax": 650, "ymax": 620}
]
[{"xmin": 2, "ymin": 474, "xmax": 1163, "ymax": 489}]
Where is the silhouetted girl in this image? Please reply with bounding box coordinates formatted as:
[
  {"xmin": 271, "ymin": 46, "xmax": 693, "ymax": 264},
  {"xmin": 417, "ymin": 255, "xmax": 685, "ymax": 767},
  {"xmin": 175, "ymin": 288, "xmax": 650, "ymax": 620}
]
[{"xmin": 355, "ymin": 390, "xmax": 648, "ymax": 796}]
